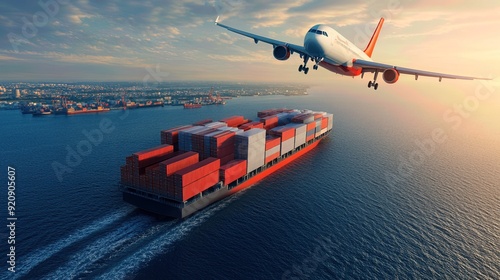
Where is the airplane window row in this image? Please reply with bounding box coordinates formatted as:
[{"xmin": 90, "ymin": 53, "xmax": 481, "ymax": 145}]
[{"xmin": 308, "ymin": 28, "xmax": 328, "ymax": 37}]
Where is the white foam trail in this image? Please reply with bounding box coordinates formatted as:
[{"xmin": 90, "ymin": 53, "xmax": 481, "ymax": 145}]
[
  {"xmin": 96, "ymin": 197, "xmax": 237, "ymax": 279},
  {"xmin": 8, "ymin": 207, "xmax": 133, "ymax": 280},
  {"xmin": 43, "ymin": 215, "xmax": 152, "ymax": 280}
]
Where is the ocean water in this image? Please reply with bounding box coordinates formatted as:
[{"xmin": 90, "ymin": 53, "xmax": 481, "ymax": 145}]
[{"xmin": 0, "ymin": 85, "xmax": 498, "ymax": 279}]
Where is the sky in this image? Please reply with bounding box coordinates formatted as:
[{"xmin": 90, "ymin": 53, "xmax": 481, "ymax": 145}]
[{"xmin": 0, "ymin": 0, "xmax": 499, "ymax": 84}]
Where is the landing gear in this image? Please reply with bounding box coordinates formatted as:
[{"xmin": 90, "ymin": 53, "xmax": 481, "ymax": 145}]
[
  {"xmin": 368, "ymin": 71, "xmax": 379, "ymax": 90},
  {"xmin": 313, "ymin": 65, "xmax": 318, "ymax": 70},
  {"xmin": 298, "ymin": 55, "xmax": 310, "ymax": 75},
  {"xmin": 368, "ymin": 81, "xmax": 379, "ymax": 90}
]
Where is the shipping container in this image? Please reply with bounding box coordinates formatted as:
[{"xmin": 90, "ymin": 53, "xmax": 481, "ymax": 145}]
[
  {"xmin": 281, "ymin": 137, "xmax": 295, "ymax": 155},
  {"xmin": 239, "ymin": 121, "xmax": 264, "ymax": 131},
  {"xmin": 265, "ymin": 151, "xmax": 280, "ymax": 164},
  {"xmin": 220, "ymin": 159, "xmax": 247, "ymax": 185},
  {"xmin": 133, "ymin": 144, "xmax": 174, "ymax": 162},
  {"xmin": 265, "ymin": 145, "xmax": 280, "ymax": 158},
  {"xmin": 160, "ymin": 125, "xmax": 193, "ymax": 145},
  {"xmin": 269, "ymin": 126, "xmax": 295, "ymax": 141},
  {"xmin": 326, "ymin": 113, "xmax": 333, "ymax": 130},
  {"xmin": 181, "ymin": 170, "xmax": 220, "ymax": 201},
  {"xmin": 173, "ymin": 157, "xmax": 221, "ymax": 187},
  {"xmin": 283, "ymin": 123, "xmax": 307, "ymax": 148},
  {"xmin": 193, "ymin": 119, "xmax": 213, "ymax": 126},
  {"xmin": 220, "ymin": 116, "xmax": 247, "ymax": 127},
  {"xmin": 234, "ymin": 128, "xmax": 266, "ymax": 173},
  {"xmin": 159, "ymin": 151, "xmax": 199, "ymax": 176},
  {"xmin": 265, "ymin": 136, "xmax": 281, "ymax": 150}
]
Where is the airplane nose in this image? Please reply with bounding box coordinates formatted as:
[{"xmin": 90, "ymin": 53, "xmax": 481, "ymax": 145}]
[{"xmin": 305, "ymin": 38, "xmax": 324, "ymax": 57}]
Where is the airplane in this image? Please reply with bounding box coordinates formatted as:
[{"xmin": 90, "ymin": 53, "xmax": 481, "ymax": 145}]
[{"xmin": 214, "ymin": 17, "xmax": 490, "ymax": 90}]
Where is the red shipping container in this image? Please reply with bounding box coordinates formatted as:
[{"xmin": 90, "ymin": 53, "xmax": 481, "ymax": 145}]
[
  {"xmin": 260, "ymin": 116, "xmax": 278, "ymax": 128},
  {"xmin": 306, "ymin": 134, "xmax": 314, "ymax": 142},
  {"xmin": 220, "ymin": 159, "xmax": 247, "ymax": 185},
  {"xmin": 181, "ymin": 171, "xmax": 220, "ymax": 201},
  {"xmin": 219, "ymin": 154, "xmax": 234, "ymax": 165},
  {"xmin": 159, "ymin": 151, "xmax": 199, "ymax": 176},
  {"xmin": 313, "ymin": 113, "xmax": 323, "ymax": 120},
  {"xmin": 173, "ymin": 158, "xmax": 221, "ymax": 187},
  {"xmin": 193, "ymin": 119, "xmax": 213, "ymax": 126},
  {"xmin": 269, "ymin": 127, "xmax": 295, "ymax": 141},
  {"xmin": 133, "ymin": 144, "xmax": 174, "ymax": 161},
  {"xmin": 265, "ymin": 152, "xmax": 280, "ymax": 164},
  {"xmin": 220, "ymin": 116, "xmax": 246, "ymax": 127},
  {"xmin": 160, "ymin": 125, "xmax": 193, "ymax": 145},
  {"xmin": 306, "ymin": 122, "xmax": 316, "ymax": 130},
  {"xmin": 321, "ymin": 117, "xmax": 328, "ymax": 129},
  {"xmin": 211, "ymin": 131, "xmax": 236, "ymax": 147},
  {"xmin": 265, "ymin": 136, "xmax": 281, "ymax": 150},
  {"xmin": 240, "ymin": 121, "xmax": 264, "ymax": 131}
]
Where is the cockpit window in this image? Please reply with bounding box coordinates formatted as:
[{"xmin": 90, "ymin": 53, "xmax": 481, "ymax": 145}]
[{"xmin": 309, "ymin": 29, "xmax": 328, "ymax": 37}]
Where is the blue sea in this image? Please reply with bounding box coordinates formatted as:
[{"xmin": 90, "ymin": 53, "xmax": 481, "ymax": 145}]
[{"xmin": 0, "ymin": 85, "xmax": 498, "ymax": 279}]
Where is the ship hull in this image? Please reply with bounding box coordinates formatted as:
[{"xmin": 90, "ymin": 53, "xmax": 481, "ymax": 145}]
[{"xmin": 66, "ymin": 108, "xmax": 111, "ymax": 115}]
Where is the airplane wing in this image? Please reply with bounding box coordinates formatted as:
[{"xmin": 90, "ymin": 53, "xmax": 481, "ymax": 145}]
[
  {"xmin": 353, "ymin": 59, "xmax": 491, "ymax": 81},
  {"xmin": 215, "ymin": 17, "xmax": 310, "ymax": 58}
]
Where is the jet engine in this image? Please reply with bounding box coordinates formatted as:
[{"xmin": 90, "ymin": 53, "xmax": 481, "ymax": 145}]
[
  {"xmin": 273, "ymin": 45, "xmax": 290, "ymax": 61},
  {"xmin": 382, "ymin": 68, "xmax": 400, "ymax": 84}
]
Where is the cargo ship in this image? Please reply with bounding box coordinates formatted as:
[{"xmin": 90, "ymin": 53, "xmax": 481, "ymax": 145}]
[
  {"xmin": 121, "ymin": 108, "xmax": 333, "ymax": 218},
  {"xmin": 183, "ymin": 103, "xmax": 202, "ymax": 109},
  {"xmin": 65, "ymin": 106, "xmax": 111, "ymax": 115}
]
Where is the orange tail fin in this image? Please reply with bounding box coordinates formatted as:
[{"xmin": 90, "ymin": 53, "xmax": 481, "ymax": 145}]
[{"xmin": 364, "ymin": 18, "xmax": 385, "ymax": 58}]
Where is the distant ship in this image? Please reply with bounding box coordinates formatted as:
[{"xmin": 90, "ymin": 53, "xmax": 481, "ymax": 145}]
[
  {"xmin": 121, "ymin": 108, "xmax": 333, "ymax": 218},
  {"xmin": 65, "ymin": 106, "xmax": 110, "ymax": 115},
  {"xmin": 183, "ymin": 103, "xmax": 202, "ymax": 109},
  {"xmin": 32, "ymin": 107, "xmax": 52, "ymax": 116}
]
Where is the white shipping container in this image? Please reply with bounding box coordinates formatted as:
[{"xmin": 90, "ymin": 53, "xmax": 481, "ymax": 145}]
[
  {"xmin": 265, "ymin": 145, "xmax": 280, "ymax": 158},
  {"xmin": 326, "ymin": 113, "xmax": 333, "ymax": 130},
  {"xmin": 234, "ymin": 128, "xmax": 266, "ymax": 173},
  {"xmin": 281, "ymin": 138, "xmax": 295, "ymax": 155},
  {"xmin": 294, "ymin": 132, "xmax": 306, "ymax": 148},
  {"xmin": 204, "ymin": 121, "xmax": 228, "ymax": 129}
]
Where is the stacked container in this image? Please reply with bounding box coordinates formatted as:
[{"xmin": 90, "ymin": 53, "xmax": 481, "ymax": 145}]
[
  {"xmin": 265, "ymin": 136, "xmax": 281, "ymax": 164},
  {"xmin": 204, "ymin": 130, "xmax": 236, "ymax": 165},
  {"xmin": 178, "ymin": 126, "xmax": 208, "ymax": 151},
  {"xmin": 204, "ymin": 121, "xmax": 228, "ymax": 129},
  {"xmin": 120, "ymin": 144, "xmax": 175, "ymax": 188},
  {"xmin": 193, "ymin": 119, "xmax": 213, "ymax": 126},
  {"xmin": 220, "ymin": 116, "xmax": 247, "ymax": 127},
  {"xmin": 172, "ymin": 158, "xmax": 221, "ymax": 201},
  {"xmin": 260, "ymin": 115, "xmax": 279, "ymax": 130},
  {"xmin": 160, "ymin": 125, "xmax": 193, "ymax": 146},
  {"xmin": 239, "ymin": 121, "xmax": 264, "ymax": 131},
  {"xmin": 122, "ymin": 109, "xmax": 333, "ymax": 203},
  {"xmin": 306, "ymin": 122, "xmax": 316, "ymax": 142},
  {"xmin": 284, "ymin": 123, "xmax": 307, "ymax": 148},
  {"xmin": 269, "ymin": 126, "xmax": 295, "ymax": 156},
  {"xmin": 234, "ymin": 128, "xmax": 266, "ymax": 173},
  {"xmin": 220, "ymin": 159, "xmax": 247, "ymax": 185}
]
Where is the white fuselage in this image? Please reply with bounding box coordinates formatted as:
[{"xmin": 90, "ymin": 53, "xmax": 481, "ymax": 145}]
[{"xmin": 303, "ymin": 24, "xmax": 372, "ymax": 75}]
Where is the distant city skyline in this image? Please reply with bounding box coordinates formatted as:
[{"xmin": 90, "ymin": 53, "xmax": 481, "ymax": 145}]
[{"xmin": 1, "ymin": 1, "xmax": 499, "ymax": 85}]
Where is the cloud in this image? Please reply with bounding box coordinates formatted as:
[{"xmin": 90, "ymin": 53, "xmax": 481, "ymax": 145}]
[{"xmin": 0, "ymin": 0, "xmax": 497, "ymax": 82}]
